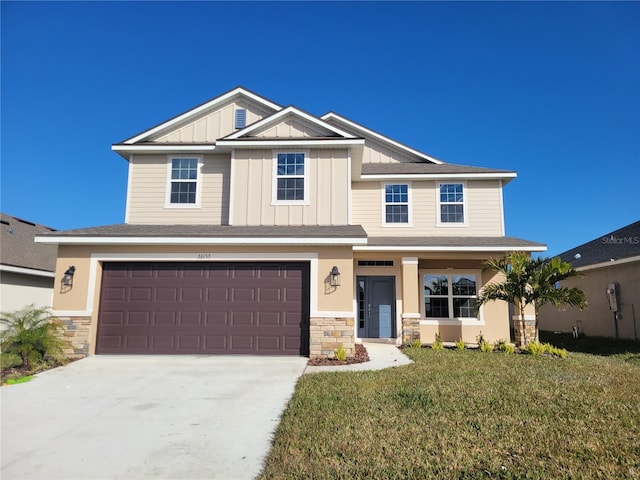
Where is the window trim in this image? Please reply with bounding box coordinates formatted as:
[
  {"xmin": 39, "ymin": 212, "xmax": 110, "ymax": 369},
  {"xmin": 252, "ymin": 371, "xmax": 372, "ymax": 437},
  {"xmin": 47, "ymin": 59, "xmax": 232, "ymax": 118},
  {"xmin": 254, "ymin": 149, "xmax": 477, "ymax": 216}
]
[
  {"xmin": 381, "ymin": 182, "xmax": 412, "ymax": 227},
  {"xmin": 420, "ymin": 269, "xmax": 482, "ymax": 320},
  {"xmin": 271, "ymin": 150, "xmax": 310, "ymax": 205},
  {"xmin": 436, "ymin": 181, "xmax": 467, "ymax": 227},
  {"xmin": 164, "ymin": 156, "xmax": 202, "ymax": 208}
]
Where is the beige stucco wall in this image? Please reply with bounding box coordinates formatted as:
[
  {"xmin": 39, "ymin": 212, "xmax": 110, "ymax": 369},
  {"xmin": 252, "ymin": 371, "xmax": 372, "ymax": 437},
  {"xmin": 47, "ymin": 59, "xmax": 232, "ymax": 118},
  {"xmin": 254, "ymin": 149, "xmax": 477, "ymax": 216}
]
[
  {"xmin": 152, "ymin": 99, "xmax": 274, "ymax": 143},
  {"xmin": 230, "ymin": 148, "xmax": 349, "ymax": 226},
  {"xmin": 539, "ymin": 260, "xmax": 639, "ymax": 340},
  {"xmin": 126, "ymin": 154, "xmax": 230, "ymax": 224},
  {"xmin": 53, "ymin": 243, "xmax": 354, "ymax": 310},
  {"xmin": 0, "ymin": 272, "xmax": 54, "ymax": 313},
  {"xmin": 352, "ymin": 179, "xmax": 504, "ymax": 237}
]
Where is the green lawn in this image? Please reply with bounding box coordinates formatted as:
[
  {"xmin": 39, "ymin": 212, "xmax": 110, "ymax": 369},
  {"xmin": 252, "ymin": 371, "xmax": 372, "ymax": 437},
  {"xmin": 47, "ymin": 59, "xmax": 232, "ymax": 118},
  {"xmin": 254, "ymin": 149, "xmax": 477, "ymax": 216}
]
[{"xmin": 259, "ymin": 338, "xmax": 640, "ymax": 479}]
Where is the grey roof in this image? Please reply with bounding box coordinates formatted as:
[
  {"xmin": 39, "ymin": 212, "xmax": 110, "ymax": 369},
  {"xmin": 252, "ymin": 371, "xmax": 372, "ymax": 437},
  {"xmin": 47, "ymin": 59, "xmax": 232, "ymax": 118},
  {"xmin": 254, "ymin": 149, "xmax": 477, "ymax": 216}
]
[
  {"xmin": 0, "ymin": 213, "xmax": 58, "ymax": 273},
  {"xmin": 556, "ymin": 221, "xmax": 640, "ymax": 268},
  {"xmin": 366, "ymin": 236, "xmax": 546, "ymax": 249},
  {"xmin": 361, "ymin": 163, "xmax": 514, "ymax": 176},
  {"xmin": 37, "ymin": 224, "xmax": 368, "ymax": 239}
]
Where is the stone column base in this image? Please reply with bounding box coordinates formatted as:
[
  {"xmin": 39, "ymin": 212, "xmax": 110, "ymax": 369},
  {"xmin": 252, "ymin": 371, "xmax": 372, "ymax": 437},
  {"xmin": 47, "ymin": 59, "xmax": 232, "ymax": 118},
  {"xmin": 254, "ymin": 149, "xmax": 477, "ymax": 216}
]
[
  {"xmin": 309, "ymin": 317, "xmax": 355, "ymax": 359},
  {"xmin": 512, "ymin": 315, "xmax": 536, "ymax": 347},
  {"xmin": 53, "ymin": 316, "xmax": 91, "ymax": 359},
  {"xmin": 402, "ymin": 315, "xmax": 421, "ymax": 344}
]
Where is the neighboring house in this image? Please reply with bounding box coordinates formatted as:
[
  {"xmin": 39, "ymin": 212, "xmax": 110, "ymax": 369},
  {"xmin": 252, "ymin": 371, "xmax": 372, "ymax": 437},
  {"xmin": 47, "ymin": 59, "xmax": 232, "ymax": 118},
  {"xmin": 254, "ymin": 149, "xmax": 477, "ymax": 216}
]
[
  {"xmin": 0, "ymin": 213, "xmax": 58, "ymax": 314},
  {"xmin": 35, "ymin": 87, "xmax": 545, "ymax": 358},
  {"xmin": 539, "ymin": 221, "xmax": 640, "ymax": 341}
]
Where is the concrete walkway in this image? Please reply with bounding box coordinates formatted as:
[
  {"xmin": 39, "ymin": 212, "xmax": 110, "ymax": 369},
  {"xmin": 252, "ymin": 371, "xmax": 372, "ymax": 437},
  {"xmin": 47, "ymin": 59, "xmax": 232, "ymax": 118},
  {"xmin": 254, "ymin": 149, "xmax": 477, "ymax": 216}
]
[{"xmin": 304, "ymin": 341, "xmax": 413, "ymax": 373}]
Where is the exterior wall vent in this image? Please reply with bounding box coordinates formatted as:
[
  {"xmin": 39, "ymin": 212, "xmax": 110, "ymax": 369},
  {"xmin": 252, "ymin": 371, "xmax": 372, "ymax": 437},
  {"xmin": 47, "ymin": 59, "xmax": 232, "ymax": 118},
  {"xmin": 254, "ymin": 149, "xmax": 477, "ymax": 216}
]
[
  {"xmin": 235, "ymin": 109, "xmax": 247, "ymax": 129},
  {"xmin": 357, "ymin": 260, "xmax": 394, "ymax": 267}
]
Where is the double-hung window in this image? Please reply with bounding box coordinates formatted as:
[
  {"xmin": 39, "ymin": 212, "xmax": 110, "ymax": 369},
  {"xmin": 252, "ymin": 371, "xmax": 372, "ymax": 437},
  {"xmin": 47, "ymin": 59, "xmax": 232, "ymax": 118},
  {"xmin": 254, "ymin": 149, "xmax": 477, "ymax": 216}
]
[
  {"xmin": 384, "ymin": 184, "xmax": 409, "ymax": 225},
  {"xmin": 423, "ymin": 273, "xmax": 479, "ymax": 319},
  {"xmin": 275, "ymin": 153, "xmax": 305, "ymax": 202},
  {"xmin": 438, "ymin": 183, "xmax": 465, "ymax": 224},
  {"xmin": 168, "ymin": 157, "xmax": 199, "ymax": 205}
]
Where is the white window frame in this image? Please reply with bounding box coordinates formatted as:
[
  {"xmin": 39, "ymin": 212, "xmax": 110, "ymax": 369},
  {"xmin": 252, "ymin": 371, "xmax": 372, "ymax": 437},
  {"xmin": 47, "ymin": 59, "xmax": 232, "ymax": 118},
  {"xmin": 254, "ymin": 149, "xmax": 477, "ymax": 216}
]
[
  {"xmin": 381, "ymin": 182, "xmax": 412, "ymax": 227},
  {"xmin": 271, "ymin": 151, "xmax": 309, "ymax": 205},
  {"xmin": 165, "ymin": 156, "xmax": 202, "ymax": 208},
  {"xmin": 436, "ymin": 182, "xmax": 467, "ymax": 227},
  {"xmin": 420, "ymin": 270, "xmax": 481, "ymax": 320}
]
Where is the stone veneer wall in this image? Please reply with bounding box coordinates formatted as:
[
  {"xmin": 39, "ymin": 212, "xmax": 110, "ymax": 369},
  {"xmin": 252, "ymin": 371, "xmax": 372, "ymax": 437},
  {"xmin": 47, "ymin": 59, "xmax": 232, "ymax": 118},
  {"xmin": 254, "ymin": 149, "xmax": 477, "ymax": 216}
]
[
  {"xmin": 402, "ymin": 317, "xmax": 421, "ymax": 344},
  {"xmin": 309, "ymin": 317, "xmax": 355, "ymax": 359},
  {"xmin": 513, "ymin": 316, "xmax": 536, "ymax": 347},
  {"xmin": 54, "ymin": 316, "xmax": 91, "ymax": 359}
]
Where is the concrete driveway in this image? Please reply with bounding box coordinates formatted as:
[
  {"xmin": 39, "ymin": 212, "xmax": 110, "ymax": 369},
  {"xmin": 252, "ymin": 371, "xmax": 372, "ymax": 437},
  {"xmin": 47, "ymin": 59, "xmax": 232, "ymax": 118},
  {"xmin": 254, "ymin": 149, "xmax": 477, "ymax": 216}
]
[{"xmin": 1, "ymin": 355, "xmax": 307, "ymax": 480}]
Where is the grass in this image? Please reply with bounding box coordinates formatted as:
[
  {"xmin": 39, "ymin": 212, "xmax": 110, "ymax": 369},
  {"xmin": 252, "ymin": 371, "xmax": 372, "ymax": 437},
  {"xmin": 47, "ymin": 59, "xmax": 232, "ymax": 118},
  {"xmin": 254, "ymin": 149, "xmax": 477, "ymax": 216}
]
[{"xmin": 260, "ymin": 339, "xmax": 640, "ymax": 479}]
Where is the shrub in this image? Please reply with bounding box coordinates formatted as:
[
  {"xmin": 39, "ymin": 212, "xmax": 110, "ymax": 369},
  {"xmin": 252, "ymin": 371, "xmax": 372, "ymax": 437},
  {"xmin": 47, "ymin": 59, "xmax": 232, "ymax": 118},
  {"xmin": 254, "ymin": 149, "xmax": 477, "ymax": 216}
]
[
  {"xmin": 0, "ymin": 305, "xmax": 69, "ymax": 371},
  {"xmin": 0, "ymin": 352, "xmax": 22, "ymax": 369},
  {"xmin": 523, "ymin": 341, "xmax": 546, "ymax": 356},
  {"xmin": 410, "ymin": 339, "xmax": 422, "ymax": 349},
  {"xmin": 432, "ymin": 333, "xmax": 444, "ymax": 351},
  {"xmin": 454, "ymin": 339, "xmax": 465, "ymax": 351},
  {"xmin": 543, "ymin": 343, "xmax": 567, "ymax": 358},
  {"xmin": 479, "ymin": 340, "xmax": 494, "ymax": 353},
  {"xmin": 495, "ymin": 339, "xmax": 515, "ymax": 354},
  {"xmin": 334, "ymin": 344, "xmax": 347, "ymax": 361}
]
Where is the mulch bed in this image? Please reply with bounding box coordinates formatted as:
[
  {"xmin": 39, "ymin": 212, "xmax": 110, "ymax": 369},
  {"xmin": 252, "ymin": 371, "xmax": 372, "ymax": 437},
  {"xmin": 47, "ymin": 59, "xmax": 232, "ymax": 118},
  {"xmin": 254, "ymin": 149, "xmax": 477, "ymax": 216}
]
[{"xmin": 307, "ymin": 343, "xmax": 370, "ymax": 366}]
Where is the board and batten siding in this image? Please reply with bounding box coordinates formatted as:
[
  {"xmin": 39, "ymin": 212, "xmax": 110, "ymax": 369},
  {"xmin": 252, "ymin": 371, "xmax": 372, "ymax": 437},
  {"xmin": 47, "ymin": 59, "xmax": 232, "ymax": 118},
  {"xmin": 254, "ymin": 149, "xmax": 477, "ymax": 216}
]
[
  {"xmin": 152, "ymin": 99, "xmax": 274, "ymax": 144},
  {"xmin": 352, "ymin": 180, "xmax": 504, "ymax": 236},
  {"xmin": 231, "ymin": 149, "xmax": 349, "ymax": 226},
  {"xmin": 256, "ymin": 118, "xmax": 335, "ymax": 138},
  {"xmin": 361, "ymin": 137, "xmax": 425, "ymax": 164},
  {"xmin": 126, "ymin": 154, "xmax": 230, "ymax": 224}
]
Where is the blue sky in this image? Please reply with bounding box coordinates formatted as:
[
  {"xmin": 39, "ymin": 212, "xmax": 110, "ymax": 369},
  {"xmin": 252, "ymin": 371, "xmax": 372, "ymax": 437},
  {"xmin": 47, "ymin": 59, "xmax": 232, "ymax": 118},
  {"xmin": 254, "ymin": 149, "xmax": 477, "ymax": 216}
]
[{"xmin": 1, "ymin": 1, "xmax": 638, "ymax": 256}]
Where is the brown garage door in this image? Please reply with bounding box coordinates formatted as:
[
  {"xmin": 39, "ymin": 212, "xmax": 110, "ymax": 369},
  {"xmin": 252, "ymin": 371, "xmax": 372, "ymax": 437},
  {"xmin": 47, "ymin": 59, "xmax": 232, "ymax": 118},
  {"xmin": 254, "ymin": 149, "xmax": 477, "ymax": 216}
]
[{"xmin": 97, "ymin": 262, "xmax": 309, "ymax": 355}]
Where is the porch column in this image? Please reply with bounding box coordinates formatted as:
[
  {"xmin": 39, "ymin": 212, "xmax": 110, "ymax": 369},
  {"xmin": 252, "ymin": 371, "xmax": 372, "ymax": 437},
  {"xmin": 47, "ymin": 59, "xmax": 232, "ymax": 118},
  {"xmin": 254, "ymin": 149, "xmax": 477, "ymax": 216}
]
[{"xmin": 401, "ymin": 257, "xmax": 421, "ymax": 343}]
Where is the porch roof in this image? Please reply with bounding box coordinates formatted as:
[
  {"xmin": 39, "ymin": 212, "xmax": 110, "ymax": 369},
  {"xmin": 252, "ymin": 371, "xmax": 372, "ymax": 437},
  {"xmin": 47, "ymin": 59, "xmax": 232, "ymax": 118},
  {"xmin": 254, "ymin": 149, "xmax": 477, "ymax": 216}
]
[
  {"xmin": 34, "ymin": 224, "xmax": 368, "ymax": 246},
  {"xmin": 355, "ymin": 236, "xmax": 546, "ymax": 252}
]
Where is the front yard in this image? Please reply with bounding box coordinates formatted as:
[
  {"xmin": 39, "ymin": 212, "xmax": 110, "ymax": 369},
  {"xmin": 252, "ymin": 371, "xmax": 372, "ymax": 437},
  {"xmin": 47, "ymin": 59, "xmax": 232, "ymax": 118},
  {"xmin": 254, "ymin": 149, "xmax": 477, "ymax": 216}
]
[{"xmin": 259, "ymin": 335, "xmax": 640, "ymax": 479}]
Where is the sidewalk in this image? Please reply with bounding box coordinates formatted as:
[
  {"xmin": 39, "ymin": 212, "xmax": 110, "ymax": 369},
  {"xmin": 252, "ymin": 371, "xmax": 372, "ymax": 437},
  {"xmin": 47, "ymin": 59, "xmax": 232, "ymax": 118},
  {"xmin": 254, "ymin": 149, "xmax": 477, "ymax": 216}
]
[{"xmin": 304, "ymin": 341, "xmax": 413, "ymax": 374}]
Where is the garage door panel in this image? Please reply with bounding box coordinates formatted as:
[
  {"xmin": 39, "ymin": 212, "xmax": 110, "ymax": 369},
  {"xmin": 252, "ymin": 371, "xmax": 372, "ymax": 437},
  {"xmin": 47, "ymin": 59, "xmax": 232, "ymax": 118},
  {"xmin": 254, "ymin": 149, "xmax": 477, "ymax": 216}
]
[{"xmin": 97, "ymin": 262, "xmax": 309, "ymax": 355}]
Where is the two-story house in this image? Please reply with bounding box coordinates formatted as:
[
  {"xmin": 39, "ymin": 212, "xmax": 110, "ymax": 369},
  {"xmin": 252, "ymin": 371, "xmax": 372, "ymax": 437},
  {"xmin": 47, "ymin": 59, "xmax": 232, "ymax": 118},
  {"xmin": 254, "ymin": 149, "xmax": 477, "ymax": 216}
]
[{"xmin": 36, "ymin": 87, "xmax": 545, "ymax": 358}]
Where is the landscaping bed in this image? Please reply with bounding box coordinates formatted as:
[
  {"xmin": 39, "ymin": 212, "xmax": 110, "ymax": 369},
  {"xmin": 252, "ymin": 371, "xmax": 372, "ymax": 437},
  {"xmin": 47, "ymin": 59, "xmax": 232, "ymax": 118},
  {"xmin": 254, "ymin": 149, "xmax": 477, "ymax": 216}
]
[{"xmin": 307, "ymin": 343, "xmax": 370, "ymax": 366}]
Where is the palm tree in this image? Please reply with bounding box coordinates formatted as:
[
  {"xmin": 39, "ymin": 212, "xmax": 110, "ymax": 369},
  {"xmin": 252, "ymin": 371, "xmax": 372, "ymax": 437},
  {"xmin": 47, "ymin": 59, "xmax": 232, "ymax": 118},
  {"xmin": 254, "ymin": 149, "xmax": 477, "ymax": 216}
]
[
  {"xmin": 478, "ymin": 252, "xmax": 586, "ymax": 345},
  {"xmin": 0, "ymin": 305, "xmax": 69, "ymax": 371}
]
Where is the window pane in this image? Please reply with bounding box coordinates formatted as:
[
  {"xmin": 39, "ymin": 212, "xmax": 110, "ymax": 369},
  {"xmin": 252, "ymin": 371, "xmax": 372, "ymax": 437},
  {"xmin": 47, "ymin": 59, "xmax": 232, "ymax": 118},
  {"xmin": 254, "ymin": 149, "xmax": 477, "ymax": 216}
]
[
  {"xmin": 424, "ymin": 275, "xmax": 448, "ymax": 296},
  {"xmin": 452, "ymin": 275, "xmax": 476, "ymax": 295},
  {"xmin": 385, "ymin": 205, "xmax": 408, "ymax": 223},
  {"xmin": 425, "ymin": 297, "xmax": 449, "ymax": 317},
  {"xmin": 277, "ymin": 178, "xmax": 304, "ymax": 200},
  {"xmin": 453, "ymin": 298, "xmax": 477, "ymax": 318},
  {"xmin": 170, "ymin": 182, "xmax": 196, "ymax": 204},
  {"xmin": 441, "ymin": 204, "xmax": 464, "ymax": 223},
  {"xmin": 172, "ymin": 158, "xmax": 197, "ymax": 180}
]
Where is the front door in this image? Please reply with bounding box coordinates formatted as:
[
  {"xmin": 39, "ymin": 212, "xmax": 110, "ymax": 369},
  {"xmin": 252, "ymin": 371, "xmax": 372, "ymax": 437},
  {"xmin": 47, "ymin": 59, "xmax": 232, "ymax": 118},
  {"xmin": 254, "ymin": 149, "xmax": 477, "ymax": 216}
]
[{"xmin": 357, "ymin": 276, "xmax": 396, "ymax": 338}]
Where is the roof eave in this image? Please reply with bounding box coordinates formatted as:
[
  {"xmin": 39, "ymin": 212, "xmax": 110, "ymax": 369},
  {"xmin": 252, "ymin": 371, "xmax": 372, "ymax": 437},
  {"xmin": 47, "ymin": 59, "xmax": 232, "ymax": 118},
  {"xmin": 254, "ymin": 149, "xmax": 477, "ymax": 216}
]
[
  {"xmin": 35, "ymin": 235, "xmax": 368, "ymax": 246},
  {"xmin": 359, "ymin": 172, "xmax": 517, "ymax": 181},
  {"xmin": 353, "ymin": 244, "xmax": 547, "ymax": 252}
]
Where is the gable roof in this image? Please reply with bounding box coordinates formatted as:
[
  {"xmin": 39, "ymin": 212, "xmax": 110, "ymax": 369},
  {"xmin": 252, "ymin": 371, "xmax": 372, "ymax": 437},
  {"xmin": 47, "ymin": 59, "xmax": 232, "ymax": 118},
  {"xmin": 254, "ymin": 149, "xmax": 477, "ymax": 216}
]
[
  {"xmin": 0, "ymin": 213, "xmax": 58, "ymax": 276},
  {"xmin": 119, "ymin": 86, "xmax": 282, "ymax": 145},
  {"xmin": 222, "ymin": 105, "xmax": 358, "ymax": 140},
  {"xmin": 321, "ymin": 112, "xmax": 444, "ymax": 165},
  {"xmin": 556, "ymin": 221, "xmax": 640, "ymax": 269}
]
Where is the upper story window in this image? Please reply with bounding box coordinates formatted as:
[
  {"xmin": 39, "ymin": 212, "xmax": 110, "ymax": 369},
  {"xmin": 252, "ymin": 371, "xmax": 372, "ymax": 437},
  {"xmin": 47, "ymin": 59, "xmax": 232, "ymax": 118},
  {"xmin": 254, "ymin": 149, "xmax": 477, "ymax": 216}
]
[
  {"xmin": 438, "ymin": 183, "xmax": 465, "ymax": 224},
  {"xmin": 235, "ymin": 109, "xmax": 247, "ymax": 129},
  {"xmin": 275, "ymin": 153, "xmax": 306, "ymax": 202},
  {"xmin": 167, "ymin": 157, "xmax": 200, "ymax": 206},
  {"xmin": 384, "ymin": 184, "xmax": 410, "ymax": 225},
  {"xmin": 423, "ymin": 273, "xmax": 478, "ymax": 319}
]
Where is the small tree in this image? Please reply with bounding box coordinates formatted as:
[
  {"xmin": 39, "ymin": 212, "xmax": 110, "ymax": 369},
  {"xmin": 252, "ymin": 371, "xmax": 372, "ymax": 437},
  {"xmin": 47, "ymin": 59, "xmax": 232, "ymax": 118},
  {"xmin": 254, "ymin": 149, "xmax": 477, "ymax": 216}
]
[
  {"xmin": 0, "ymin": 305, "xmax": 69, "ymax": 371},
  {"xmin": 478, "ymin": 252, "xmax": 586, "ymax": 345}
]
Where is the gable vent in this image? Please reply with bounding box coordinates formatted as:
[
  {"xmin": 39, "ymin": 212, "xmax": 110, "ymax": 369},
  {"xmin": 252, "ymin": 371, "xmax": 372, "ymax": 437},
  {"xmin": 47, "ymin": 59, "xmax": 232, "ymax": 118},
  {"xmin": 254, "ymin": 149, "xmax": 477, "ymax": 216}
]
[{"xmin": 235, "ymin": 109, "xmax": 247, "ymax": 129}]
